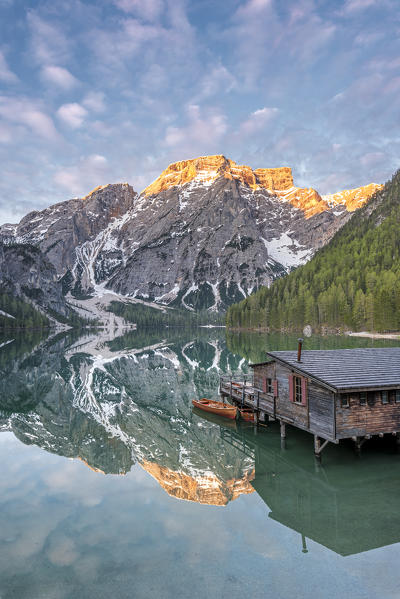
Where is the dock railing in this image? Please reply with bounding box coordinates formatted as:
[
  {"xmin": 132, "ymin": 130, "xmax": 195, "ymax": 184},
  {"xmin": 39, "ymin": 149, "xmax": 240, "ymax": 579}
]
[{"xmin": 219, "ymin": 372, "xmax": 255, "ymax": 406}]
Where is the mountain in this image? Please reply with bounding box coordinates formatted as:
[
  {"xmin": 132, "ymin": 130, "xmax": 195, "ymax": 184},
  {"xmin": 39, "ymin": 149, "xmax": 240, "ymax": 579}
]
[
  {"xmin": 0, "ymin": 155, "xmax": 382, "ymax": 312},
  {"xmin": 0, "ymin": 242, "xmax": 68, "ymax": 325},
  {"xmin": 226, "ymin": 168, "xmax": 400, "ymax": 332}
]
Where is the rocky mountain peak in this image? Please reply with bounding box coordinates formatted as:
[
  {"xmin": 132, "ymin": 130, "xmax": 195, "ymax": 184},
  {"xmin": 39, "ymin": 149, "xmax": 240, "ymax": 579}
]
[
  {"xmin": 323, "ymin": 182, "xmax": 383, "ymax": 212},
  {"xmin": 144, "ymin": 154, "xmax": 299, "ymax": 196},
  {"xmin": 83, "ymin": 182, "xmax": 132, "ymax": 202},
  {"xmin": 143, "ymin": 155, "xmax": 380, "ymax": 219}
]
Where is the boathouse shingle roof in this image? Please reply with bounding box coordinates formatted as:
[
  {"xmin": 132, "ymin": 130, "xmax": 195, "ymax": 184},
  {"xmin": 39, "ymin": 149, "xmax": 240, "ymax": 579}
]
[{"xmin": 266, "ymin": 347, "xmax": 400, "ymax": 391}]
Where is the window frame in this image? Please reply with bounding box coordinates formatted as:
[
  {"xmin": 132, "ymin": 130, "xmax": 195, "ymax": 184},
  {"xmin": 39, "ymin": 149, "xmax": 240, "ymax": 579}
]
[
  {"xmin": 266, "ymin": 378, "xmax": 273, "ymax": 394},
  {"xmin": 293, "ymin": 376, "xmax": 303, "ymax": 405},
  {"xmin": 341, "ymin": 394, "xmax": 350, "ymax": 408}
]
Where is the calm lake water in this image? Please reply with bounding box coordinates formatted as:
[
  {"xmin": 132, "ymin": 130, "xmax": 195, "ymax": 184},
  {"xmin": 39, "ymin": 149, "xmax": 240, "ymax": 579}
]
[{"xmin": 1, "ymin": 327, "xmax": 400, "ymax": 599}]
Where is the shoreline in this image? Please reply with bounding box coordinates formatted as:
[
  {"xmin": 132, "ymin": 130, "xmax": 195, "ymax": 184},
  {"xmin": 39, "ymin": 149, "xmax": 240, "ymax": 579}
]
[
  {"xmin": 226, "ymin": 327, "xmax": 400, "ymax": 340},
  {"xmin": 346, "ymin": 331, "xmax": 400, "ymax": 339}
]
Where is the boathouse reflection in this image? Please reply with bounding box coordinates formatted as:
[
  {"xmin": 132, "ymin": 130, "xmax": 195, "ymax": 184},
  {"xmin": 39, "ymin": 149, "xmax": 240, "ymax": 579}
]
[{"xmin": 220, "ymin": 425, "xmax": 400, "ymax": 556}]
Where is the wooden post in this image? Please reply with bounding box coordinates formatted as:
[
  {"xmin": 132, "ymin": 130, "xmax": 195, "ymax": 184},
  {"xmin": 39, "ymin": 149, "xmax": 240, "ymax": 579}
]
[
  {"xmin": 354, "ymin": 436, "xmax": 366, "ymax": 455},
  {"xmin": 314, "ymin": 435, "xmax": 330, "ymax": 462},
  {"xmin": 301, "ymin": 534, "xmax": 308, "ymax": 554},
  {"xmin": 314, "ymin": 435, "xmax": 321, "ymax": 461},
  {"xmin": 253, "ymin": 409, "xmax": 259, "ymax": 433},
  {"xmin": 280, "ymin": 421, "xmax": 286, "ymax": 450}
]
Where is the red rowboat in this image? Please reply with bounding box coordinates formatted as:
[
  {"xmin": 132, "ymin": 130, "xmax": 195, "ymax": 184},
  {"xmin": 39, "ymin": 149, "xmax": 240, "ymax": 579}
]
[
  {"xmin": 192, "ymin": 398, "xmax": 238, "ymax": 420},
  {"xmin": 240, "ymin": 408, "xmax": 255, "ymax": 422}
]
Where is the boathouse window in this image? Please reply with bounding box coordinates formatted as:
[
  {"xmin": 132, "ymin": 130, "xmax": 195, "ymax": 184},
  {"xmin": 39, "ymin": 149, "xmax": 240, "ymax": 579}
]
[
  {"xmin": 382, "ymin": 391, "xmax": 389, "ymax": 404},
  {"xmin": 294, "ymin": 376, "xmax": 303, "ymax": 404},
  {"xmin": 359, "ymin": 393, "xmax": 367, "ymax": 406},
  {"xmin": 396, "ymin": 390, "xmax": 400, "ymax": 403},
  {"xmin": 289, "ymin": 375, "xmax": 307, "ymax": 405},
  {"xmin": 262, "ymin": 377, "xmax": 273, "ymax": 393},
  {"xmin": 341, "ymin": 395, "xmax": 349, "ymax": 408}
]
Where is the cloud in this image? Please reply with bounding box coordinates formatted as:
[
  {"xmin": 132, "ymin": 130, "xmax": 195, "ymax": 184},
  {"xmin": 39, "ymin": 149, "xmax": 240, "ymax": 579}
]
[
  {"xmin": 53, "ymin": 154, "xmax": 110, "ymax": 196},
  {"xmin": 0, "ymin": 50, "xmax": 18, "ymax": 83},
  {"xmin": 225, "ymin": 0, "xmax": 336, "ymax": 86},
  {"xmin": 0, "ymin": 96, "xmax": 59, "ymax": 140},
  {"xmin": 193, "ymin": 64, "xmax": 237, "ymax": 102},
  {"xmin": 82, "ymin": 91, "xmax": 106, "ymax": 113},
  {"xmin": 236, "ymin": 0, "xmax": 273, "ymax": 18},
  {"xmin": 238, "ymin": 107, "xmax": 279, "ymax": 137},
  {"xmin": 46, "ymin": 533, "xmax": 79, "ymax": 567},
  {"xmin": 114, "ymin": 0, "xmax": 164, "ymax": 21},
  {"xmin": 354, "ymin": 31, "xmax": 384, "ymax": 46},
  {"xmin": 27, "ymin": 11, "xmax": 71, "ymax": 65},
  {"xmin": 57, "ymin": 102, "xmax": 88, "ymax": 128},
  {"xmin": 340, "ymin": 0, "xmax": 380, "ymax": 14},
  {"xmin": 164, "ymin": 104, "xmax": 227, "ymax": 155},
  {"xmin": 87, "ymin": 0, "xmax": 197, "ymax": 91},
  {"xmin": 360, "ymin": 151, "xmax": 386, "ymax": 167},
  {"xmin": 41, "ymin": 65, "xmax": 79, "ymax": 90}
]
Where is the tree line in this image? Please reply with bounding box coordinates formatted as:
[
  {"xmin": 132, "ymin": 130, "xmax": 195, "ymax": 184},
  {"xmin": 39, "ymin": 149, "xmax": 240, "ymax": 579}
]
[
  {"xmin": 227, "ymin": 168, "xmax": 400, "ymax": 333},
  {"xmin": 0, "ymin": 291, "xmax": 50, "ymax": 329},
  {"xmin": 108, "ymin": 301, "xmax": 225, "ymax": 328}
]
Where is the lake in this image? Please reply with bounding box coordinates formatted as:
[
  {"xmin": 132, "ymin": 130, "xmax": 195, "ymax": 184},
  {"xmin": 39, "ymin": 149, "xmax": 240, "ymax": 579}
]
[{"xmin": 1, "ymin": 327, "xmax": 400, "ymax": 599}]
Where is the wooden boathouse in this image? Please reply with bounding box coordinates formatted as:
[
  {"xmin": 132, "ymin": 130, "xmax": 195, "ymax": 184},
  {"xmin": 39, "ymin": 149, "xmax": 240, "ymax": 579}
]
[{"xmin": 219, "ymin": 346, "xmax": 400, "ymax": 459}]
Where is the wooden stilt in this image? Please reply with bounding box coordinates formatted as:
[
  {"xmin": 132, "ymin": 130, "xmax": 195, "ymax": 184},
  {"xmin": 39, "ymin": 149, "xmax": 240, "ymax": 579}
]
[
  {"xmin": 253, "ymin": 409, "xmax": 259, "ymax": 433},
  {"xmin": 280, "ymin": 421, "xmax": 286, "ymax": 450},
  {"xmin": 314, "ymin": 435, "xmax": 321, "ymax": 461},
  {"xmin": 314, "ymin": 435, "xmax": 330, "ymax": 462},
  {"xmin": 354, "ymin": 436, "xmax": 366, "ymax": 455},
  {"xmin": 301, "ymin": 534, "xmax": 308, "ymax": 554}
]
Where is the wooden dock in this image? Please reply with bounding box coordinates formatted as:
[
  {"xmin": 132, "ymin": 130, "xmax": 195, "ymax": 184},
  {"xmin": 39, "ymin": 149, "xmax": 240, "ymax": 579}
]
[{"xmin": 219, "ymin": 375, "xmax": 276, "ymax": 423}]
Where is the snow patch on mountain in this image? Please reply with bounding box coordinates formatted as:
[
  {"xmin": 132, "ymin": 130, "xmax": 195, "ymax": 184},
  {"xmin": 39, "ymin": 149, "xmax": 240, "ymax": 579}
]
[{"xmin": 261, "ymin": 234, "xmax": 313, "ymax": 270}]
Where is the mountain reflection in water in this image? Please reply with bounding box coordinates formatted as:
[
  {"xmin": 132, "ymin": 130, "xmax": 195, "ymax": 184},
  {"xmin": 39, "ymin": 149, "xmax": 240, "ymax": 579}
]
[
  {"xmin": 1, "ymin": 327, "xmax": 400, "ymax": 555},
  {"xmin": 0, "ymin": 328, "xmax": 253, "ymax": 505}
]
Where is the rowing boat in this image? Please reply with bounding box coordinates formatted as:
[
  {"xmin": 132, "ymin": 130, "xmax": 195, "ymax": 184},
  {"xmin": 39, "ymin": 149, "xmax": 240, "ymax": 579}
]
[
  {"xmin": 192, "ymin": 407, "xmax": 238, "ymax": 429},
  {"xmin": 192, "ymin": 398, "xmax": 238, "ymax": 420},
  {"xmin": 240, "ymin": 408, "xmax": 255, "ymax": 422}
]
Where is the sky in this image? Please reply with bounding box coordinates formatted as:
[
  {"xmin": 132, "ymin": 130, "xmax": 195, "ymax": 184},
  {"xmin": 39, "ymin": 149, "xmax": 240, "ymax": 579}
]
[{"xmin": 0, "ymin": 0, "xmax": 399, "ymax": 224}]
